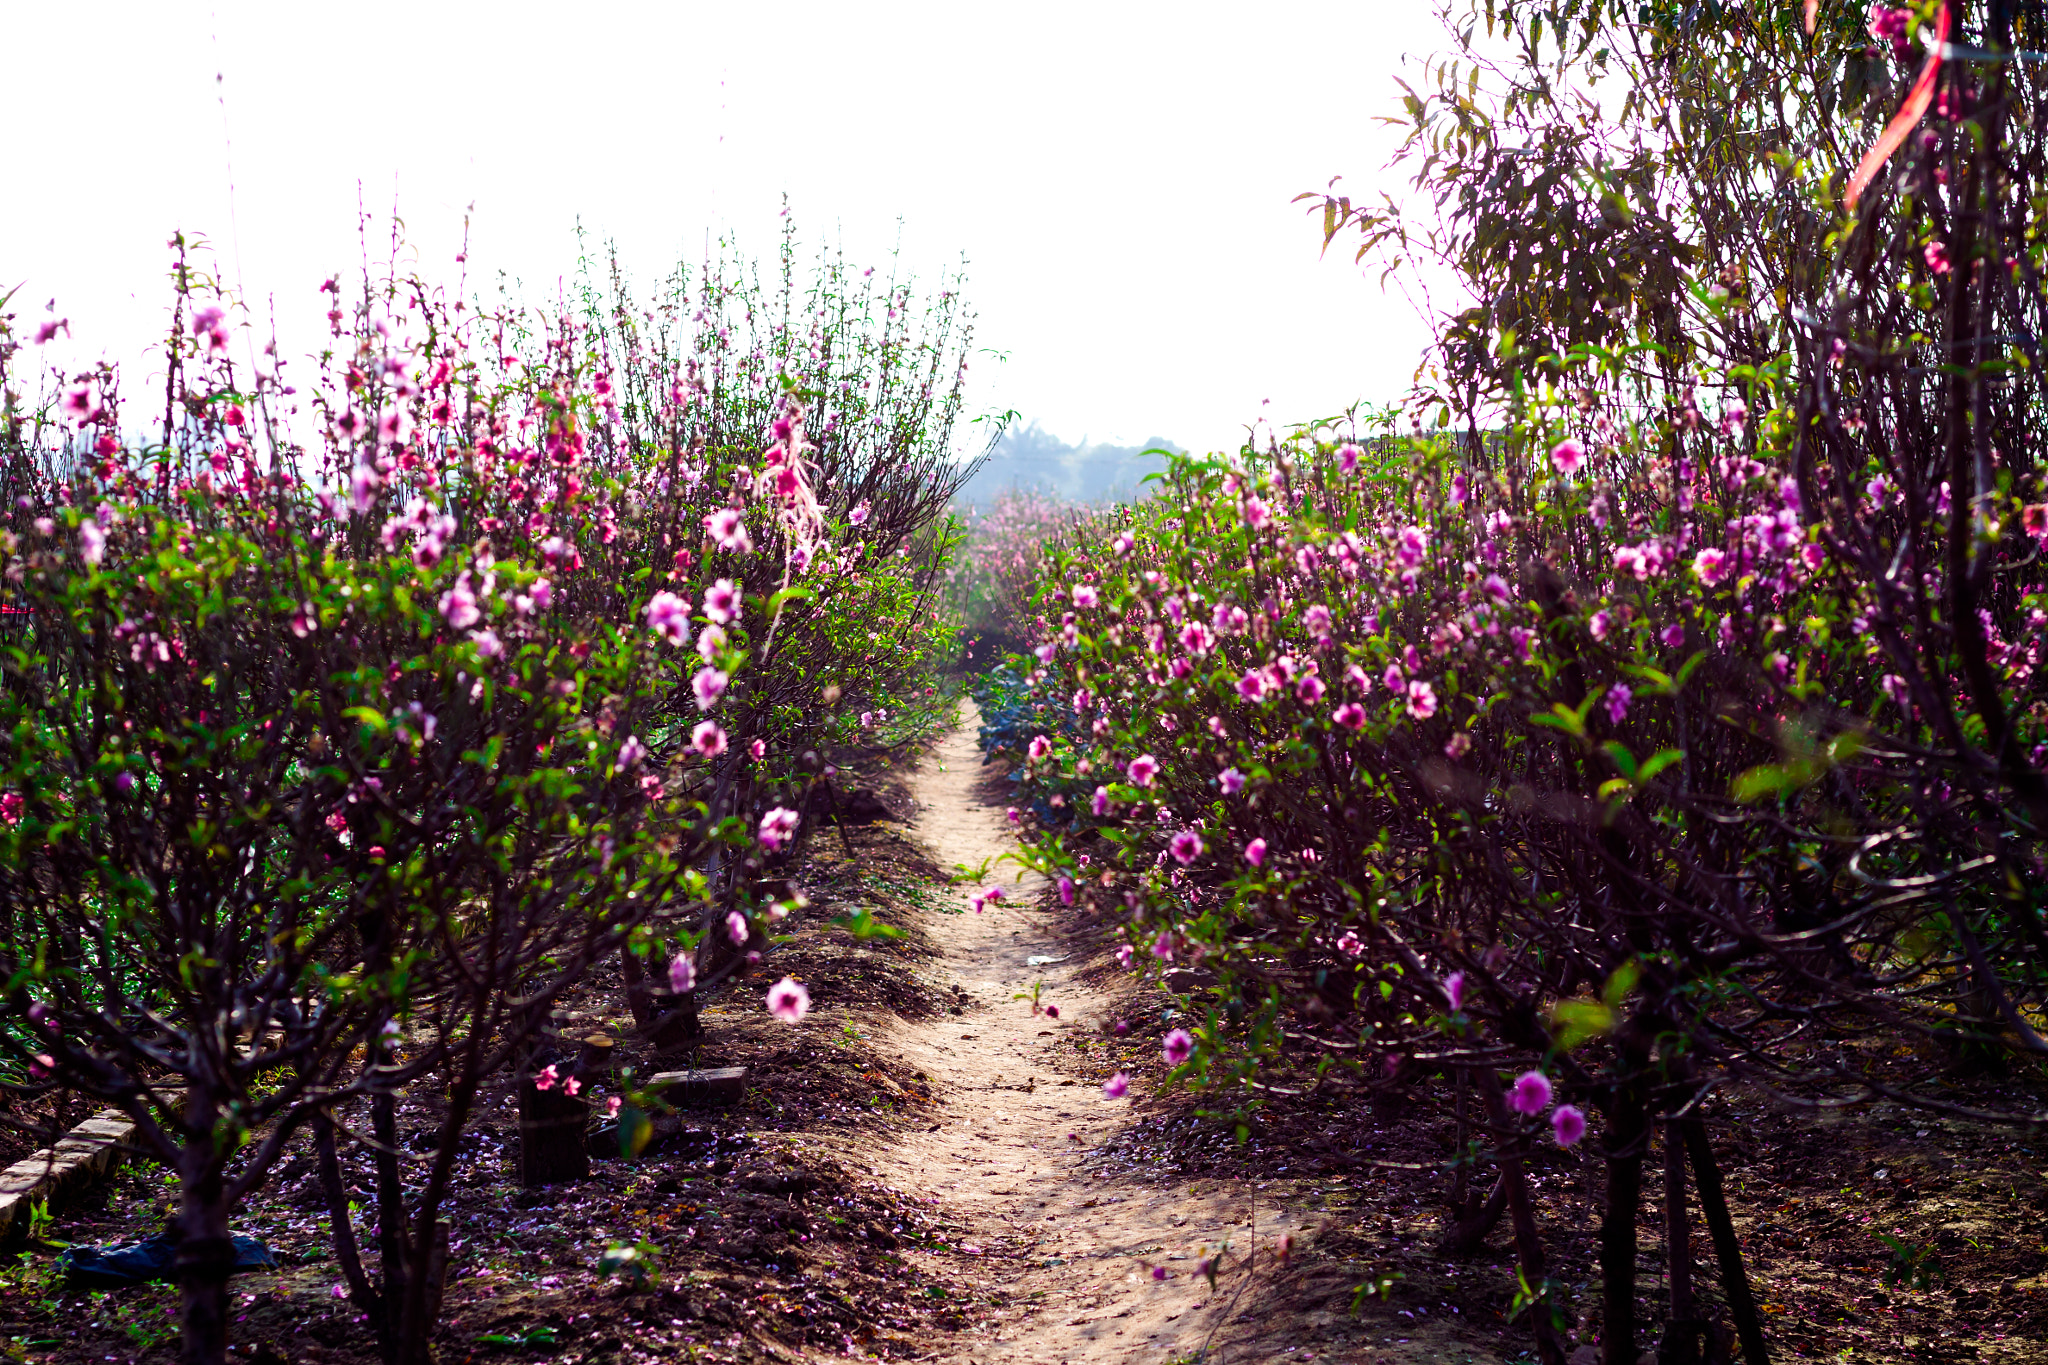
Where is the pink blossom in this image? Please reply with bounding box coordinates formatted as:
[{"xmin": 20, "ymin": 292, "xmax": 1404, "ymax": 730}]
[
  {"xmin": 1236, "ymin": 670, "xmax": 1268, "ymax": 702},
  {"xmin": 1605, "ymin": 683, "xmax": 1633, "ymax": 723},
  {"xmin": 1219, "ymin": 767, "xmax": 1245, "ymax": 795},
  {"xmin": 534, "ymin": 1064, "xmax": 559, "ymax": 1092},
  {"xmin": 1072, "ymin": 584, "xmax": 1099, "ymax": 609},
  {"xmin": 1304, "ymin": 604, "xmax": 1333, "ymax": 639},
  {"xmin": 1152, "ymin": 932, "xmax": 1175, "ymax": 961},
  {"xmin": 645, "ymin": 591, "xmax": 691, "ymax": 645},
  {"xmin": 759, "ymin": 806, "xmax": 801, "ymax": 850},
  {"xmin": 1091, "ymin": 786, "xmax": 1112, "ymax": 817},
  {"xmin": 692, "ymin": 721, "xmax": 728, "ymax": 757},
  {"xmin": 617, "ymin": 735, "xmax": 648, "ymax": 769},
  {"xmin": 1162, "ymin": 1029, "xmax": 1195, "ymax": 1065},
  {"xmin": 1445, "ymin": 731, "xmax": 1471, "ymax": 759},
  {"xmin": 1925, "ymin": 239, "xmax": 1951, "ymax": 275},
  {"xmin": 766, "ymin": 977, "xmax": 811, "ymax": 1023},
  {"xmin": 1552, "ymin": 1104, "xmax": 1587, "ymax": 1146},
  {"xmin": 692, "ymin": 668, "xmax": 729, "ymax": 709},
  {"xmin": 696, "ymin": 622, "xmax": 728, "ymax": 662},
  {"xmin": 1445, "ymin": 971, "xmax": 1465, "ymax": 1011},
  {"xmin": 606, "ymin": 1095, "xmax": 623, "ymax": 1118},
  {"xmin": 1589, "ymin": 610, "xmax": 1611, "ymax": 641},
  {"xmin": 1693, "ymin": 548, "xmax": 1729, "ymax": 586},
  {"xmin": 76, "ymin": 518, "xmax": 106, "ymax": 567},
  {"xmin": 1405, "ymin": 681, "xmax": 1438, "ymax": 720},
  {"xmin": 1383, "ymin": 664, "xmax": 1405, "ymax": 693},
  {"xmin": 1028, "ymin": 735, "xmax": 1053, "ymax": 760},
  {"xmin": 1295, "ymin": 675, "xmax": 1326, "ymax": 704},
  {"xmin": 1169, "ymin": 830, "xmax": 1204, "ymax": 864},
  {"xmin": 470, "ymin": 629, "xmax": 504, "ymax": 660},
  {"xmin": 1549, "ymin": 438, "xmax": 1585, "ymax": 476},
  {"xmin": 1335, "ymin": 930, "xmax": 1363, "ymax": 957},
  {"xmin": 704, "ymin": 508, "xmax": 753, "ymax": 553},
  {"xmin": 1116, "ymin": 944, "xmax": 1134, "ymax": 969},
  {"xmin": 1058, "ymin": 876, "xmax": 1075, "ymax": 905},
  {"xmin": 750, "ymin": 738, "xmax": 768, "ymax": 760},
  {"xmin": 849, "ymin": 500, "xmax": 870, "ymax": 526},
  {"xmin": 1102, "ymin": 1072, "xmax": 1130, "ymax": 1099},
  {"xmin": 1508, "ymin": 1071, "xmax": 1552, "ymax": 1115},
  {"xmin": 440, "ymin": 576, "xmax": 481, "ymax": 630},
  {"xmin": 1126, "ymin": 754, "xmax": 1159, "ymax": 787},
  {"xmin": 669, "ymin": 953, "xmax": 697, "ymax": 994},
  {"xmin": 727, "ymin": 910, "xmax": 750, "ymax": 945},
  {"xmin": 702, "ymin": 579, "xmax": 742, "ymax": 624},
  {"xmin": 1333, "ymin": 702, "xmax": 1367, "ymax": 730},
  {"xmin": 1337, "ymin": 443, "xmax": 1362, "ymax": 474},
  {"xmin": 1244, "ymin": 837, "xmax": 1267, "ymax": 867},
  {"xmin": 1660, "ymin": 623, "xmax": 1685, "ymax": 648},
  {"xmin": 0, "ymin": 792, "xmax": 23, "ymax": 827}
]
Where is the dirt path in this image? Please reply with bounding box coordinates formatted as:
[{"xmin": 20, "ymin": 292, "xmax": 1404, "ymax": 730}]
[{"xmin": 872, "ymin": 704, "xmax": 1318, "ymax": 1365}]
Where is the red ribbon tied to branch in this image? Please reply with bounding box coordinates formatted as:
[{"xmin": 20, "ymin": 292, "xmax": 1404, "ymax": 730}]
[{"xmin": 1845, "ymin": 2, "xmax": 1953, "ymax": 211}]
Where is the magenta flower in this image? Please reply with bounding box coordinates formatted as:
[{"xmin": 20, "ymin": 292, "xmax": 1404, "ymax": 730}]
[
  {"xmin": 1589, "ymin": 610, "xmax": 1611, "ymax": 641},
  {"xmin": 696, "ymin": 622, "xmax": 727, "ymax": 662},
  {"xmin": 1337, "ymin": 442, "xmax": 1362, "ymax": 473},
  {"xmin": 693, "ymin": 721, "xmax": 728, "ymax": 757},
  {"xmin": 1126, "ymin": 754, "xmax": 1159, "ymax": 787},
  {"xmin": 1244, "ymin": 836, "xmax": 1267, "ymax": 867},
  {"xmin": 1508, "ymin": 1070, "xmax": 1552, "ymax": 1115},
  {"xmin": 1152, "ymin": 931, "xmax": 1175, "ymax": 961},
  {"xmin": 1072, "ymin": 584, "xmax": 1099, "ymax": 609},
  {"xmin": 1102, "ymin": 1072, "xmax": 1130, "ymax": 1099},
  {"xmin": 1552, "ymin": 1105, "xmax": 1587, "ymax": 1146},
  {"xmin": 617, "ymin": 735, "xmax": 648, "ymax": 770},
  {"xmin": 533, "ymin": 1064, "xmax": 559, "ymax": 1092},
  {"xmin": 1336, "ymin": 930, "xmax": 1363, "ymax": 957},
  {"xmin": 758, "ymin": 805, "xmax": 801, "ymax": 850},
  {"xmin": 1925, "ymin": 239, "xmax": 1951, "ymax": 275},
  {"xmin": 668, "ymin": 953, "xmax": 697, "ymax": 994},
  {"xmin": 77, "ymin": 519, "xmax": 105, "ymax": 568},
  {"xmin": 470, "ymin": 629, "xmax": 504, "ymax": 660},
  {"xmin": 1445, "ymin": 971, "xmax": 1465, "ymax": 1011},
  {"xmin": 1333, "ymin": 702, "xmax": 1367, "ymax": 731},
  {"xmin": 1028, "ymin": 734, "xmax": 1053, "ymax": 760},
  {"xmin": 692, "ymin": 667, "xmax": 729, "ymax": 710},
  {"xmin": 1405, "ymin": 681, "xmax": 1438, "ymax": 720},
  {"xmin": 750, "ymin": 738, "xmax": 768, "ymax": 760},
  {"xmin": 727, "ymin": 910, "xmax": 749, "ymax": 945},
  {"xmin": 645, "ymin": 590, "xmax": 691, "ymax": 645},
  {"xmin": 1605, "ymin": 683, "xmax": 1633, "ymax": 724},
  {"xmin": 704, "ymin": 507, "xmax": 754, "ymax": 553},
  {"xmin": 849, "ymin": 500, "xmax": 870, "ymax": 526},
  {"xmin": 1549, "ymin": 438, "xmax": 1585, "ymax": 476},
  {"xmin": 1382, "ymin": 664, "xmax": 1405, "ymax": 693},
  {"xmin": 766, "ymin": 977, "xmax": 811, "ymax": 1023},
  {"xmin": 1295, "ymin": 676, "xmax": 1326, "ymax": 705},
  {"xmin": 1304, "ymin": 604, "xmax": 1333, "ymax": 639},
  {"xmin": 1091, "ymin": 786, "xmax": 1111, "ymax": 817},
  {"xmin": 1116, "ymin": 944, "xmax": 1134, "ymax": 969},
  {"xmin": 1236, "ymin": 670, "xmax": 1268, "ymax": 702},
  {"xmin": 1161, "ymin": 1029, "xmax": 1195, "ymax": 1066},
  {"xmin": 1660, "ymin": 623, "xmax": 1685, "ymax": 648},
  {"xmin": 1169, "ymin": 830, "xmax": 1204, "ymax": 865},
  {"xmin": 1219, "ymin": 767, "xmax": 1245, "ymax": 795},
  {"xmin": 1058, "ymin": 876, "xmax": 1075, "ymax": 906},
  {"xmin": 703, "ymin": 578, "xmax": 742, "ymax": 625},
  {"xmin": 1693, "ymin": 548, "xmax": 1729, "ymax": 586}
]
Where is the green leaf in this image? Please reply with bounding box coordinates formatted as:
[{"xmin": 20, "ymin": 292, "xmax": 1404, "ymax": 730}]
[{"xmin": 1551, "ymin": 998, "xmax": 1614, "ymax": 1050}]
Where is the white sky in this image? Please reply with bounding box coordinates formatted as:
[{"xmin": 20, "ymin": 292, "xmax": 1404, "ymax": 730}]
[{"xmin": 6, "ymin": 0, "xmax": 1452, "ymax": 456}]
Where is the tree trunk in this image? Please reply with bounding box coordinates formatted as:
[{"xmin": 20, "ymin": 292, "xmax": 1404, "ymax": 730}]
[
  {"xmin": 1475, "ymin": 1068, "xmax": 1567, "ymax": 1365},
  {"xmin": 1660, "ymin": 1120, "xmax": 1705, "ymax": 1365},
  {"xmin": 1600, "ymin": 1083, "xmax": 1649, "ymax": 1365},
  {"xmin": 1681, "ymin": 1120, "xmax": 1770, "ymax": 1365},
  {"xmin": 175, "ymin": 1159, "xmax": 234, "ymax": 1365}
]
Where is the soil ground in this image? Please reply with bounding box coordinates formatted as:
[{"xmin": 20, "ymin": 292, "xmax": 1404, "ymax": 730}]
[{"xmin": 5, "ymin": 703, "xmax": 2048, "ymax": 1365}]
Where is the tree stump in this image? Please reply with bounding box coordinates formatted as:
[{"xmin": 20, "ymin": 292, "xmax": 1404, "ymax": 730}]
[{"xmin": 516, "ymin": 1069, "xmax": 589, "ymax": 1187}]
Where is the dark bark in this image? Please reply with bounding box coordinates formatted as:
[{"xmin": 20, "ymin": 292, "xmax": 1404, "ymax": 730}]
[
  {"xmin": 174, "ymin": 1158, "xmax": 234, "ymax": 1365},
  {"xmin": 1476, "ymin": 1068, "xmax": 1568, "ymax": 1365},
  {"xmin": 1600, "ymin": 1083, "xmax": 1650, "ymax": 1365},
  {"xmin": 1681, "ymin": 1120, "xmax": 1770, "ymax": 1365}
]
